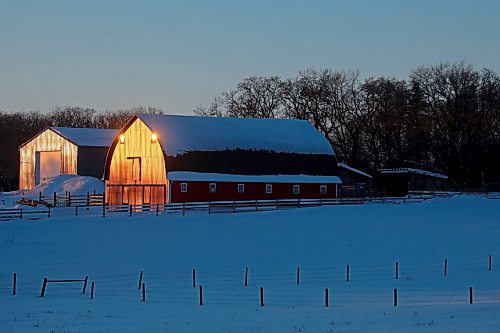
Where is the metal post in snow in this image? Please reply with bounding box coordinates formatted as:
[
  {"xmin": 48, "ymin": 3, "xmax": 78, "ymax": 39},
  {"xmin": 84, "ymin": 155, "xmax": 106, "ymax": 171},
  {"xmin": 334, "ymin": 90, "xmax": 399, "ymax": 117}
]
[
  {"xmin": 82, "ymin": 276, "xmax": 88, "ymax": 294},
  {"xmin": 138, "ymin": 271, "xmax": 143, "ymax": 290},
  {"xmin": 90, "ymin": 281, "xmax": 94, "ymax": 299},
  {"xmin": 12, "ymin": 273, "xmax": 16, "ymax": 296},
  {"xmin": 244, "ymin": 267, "xmax": 248, "ymax": 287},
  {"xmin": 40, "ymin": 278, "xmax": 47, "ymax": 297},
  {"xmin": 325, "ymin": 288, "xmax": 329, "ymax": 307}
]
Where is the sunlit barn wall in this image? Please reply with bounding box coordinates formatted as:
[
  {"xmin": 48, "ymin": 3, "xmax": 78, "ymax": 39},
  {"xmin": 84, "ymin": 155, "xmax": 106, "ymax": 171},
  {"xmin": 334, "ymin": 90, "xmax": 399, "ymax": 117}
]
[
  {"xmin": 106, "ymin": 118, "xmax": 167, "ymax": 205},
  {"xmin": 19, "ymin": 129, "xmax": 78, "ymax": 190}
]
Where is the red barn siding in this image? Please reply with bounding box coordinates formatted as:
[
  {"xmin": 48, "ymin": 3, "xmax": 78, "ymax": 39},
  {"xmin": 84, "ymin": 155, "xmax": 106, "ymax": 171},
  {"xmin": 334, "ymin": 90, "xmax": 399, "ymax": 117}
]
[{"xmin": 169, "ymin": 181, "xmax": 337, "ymax": 203}]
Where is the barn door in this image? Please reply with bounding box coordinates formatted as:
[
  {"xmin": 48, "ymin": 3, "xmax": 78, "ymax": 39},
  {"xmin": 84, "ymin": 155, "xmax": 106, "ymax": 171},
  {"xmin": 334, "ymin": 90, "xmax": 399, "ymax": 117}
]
[{"xmin": 35, "ymin": 151, "xmax": 62, "ymax": 185}]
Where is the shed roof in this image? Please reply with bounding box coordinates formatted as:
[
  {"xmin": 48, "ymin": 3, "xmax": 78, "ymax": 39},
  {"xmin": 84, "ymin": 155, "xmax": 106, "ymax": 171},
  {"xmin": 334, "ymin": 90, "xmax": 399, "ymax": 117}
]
[
  {"xmin": 137, "ymin": 114, "xmax": 335, "ymax": 156},
  {"xmin": 379, "ymin": 168, "xmax": 448, "ymax": 179},
  {"xmin": 338, "ymin": 163, "xmax": 372, "ymax": 179},
  {"xmin": 50, "ymin": 127, "xmax": 118, "ymax": 147}
]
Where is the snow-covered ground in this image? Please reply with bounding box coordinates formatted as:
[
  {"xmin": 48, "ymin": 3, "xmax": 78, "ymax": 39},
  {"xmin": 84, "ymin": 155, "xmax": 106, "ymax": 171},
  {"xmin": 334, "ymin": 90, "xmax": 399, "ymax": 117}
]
[{"xmin": 1, "ymin": 195, "xmax": 499, "ymax": 332}]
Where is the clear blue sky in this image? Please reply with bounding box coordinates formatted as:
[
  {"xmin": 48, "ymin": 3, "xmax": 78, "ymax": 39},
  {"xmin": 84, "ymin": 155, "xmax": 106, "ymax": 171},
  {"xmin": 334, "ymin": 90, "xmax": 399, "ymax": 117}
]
[{"xmin": 1, "ymin": 0, "xmax": 499, "ymax": 114}]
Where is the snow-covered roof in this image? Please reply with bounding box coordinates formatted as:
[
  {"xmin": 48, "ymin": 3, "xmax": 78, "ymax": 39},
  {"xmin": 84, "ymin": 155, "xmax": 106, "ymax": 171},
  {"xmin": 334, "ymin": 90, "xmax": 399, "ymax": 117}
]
[
  {"xmin": 167, "ymin": 171, "xmax": 342, "ymax": 184},
  {"xmin": 379, "ymin": 168, "xmax": 448, "ymax": 179},
  {"xmin": 50, "ymin": 127, "xmax": 119, "ymax": 147},
  {"xmin": 137, "ymin": 114, "xmax": 335, "ymax": 156},
  {"xmin": 338, "ymin": 163, "xmax": 372, "ymax": 178}
]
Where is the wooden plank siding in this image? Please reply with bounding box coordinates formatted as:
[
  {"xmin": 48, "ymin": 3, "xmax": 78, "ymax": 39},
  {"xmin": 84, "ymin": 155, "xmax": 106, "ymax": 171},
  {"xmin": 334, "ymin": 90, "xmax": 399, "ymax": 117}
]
[
  {"xmin": 106, "ymin": 118, "xmax": 167, "ymax": 205},
  {"xmin": 19, "ymin": 129, "xmax": 78, "ymax": 190}
]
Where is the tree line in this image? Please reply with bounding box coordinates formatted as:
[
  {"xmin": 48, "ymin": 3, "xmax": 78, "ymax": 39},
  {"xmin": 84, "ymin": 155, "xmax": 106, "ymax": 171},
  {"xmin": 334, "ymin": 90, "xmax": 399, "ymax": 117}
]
[
  {"xmin": 0, "ymin": 106, "xmax": 164, "ymax": 191},
  {"xmin": 195, "ymin": 62, "xmax": 500, "ymax": 190}
]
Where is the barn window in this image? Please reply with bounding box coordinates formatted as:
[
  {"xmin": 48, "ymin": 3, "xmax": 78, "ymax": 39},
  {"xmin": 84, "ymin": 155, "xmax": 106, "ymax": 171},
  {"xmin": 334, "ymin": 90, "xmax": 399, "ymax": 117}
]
[
  {"xmin": 320, "ymin": 185, "xmax": 327, "ymax": 194},
  {"xmin": 127, "ymin": 157, "xmax": 141, "ymax": 181},
  {"xmin": 238, "ymin": 184, "xmax": 245, "ymax": 193},
  {"xmin": 180, "ymin": 182, "xmax": 188, "ymax": 193},
  {"xmin": 293, "ymin": 184, "xmax": 300, "ymax": 195},
  {"xmin": 266, "ymin": 184, "xmax": 273, "ymax": 194},
  {"xmin": 209, "ymin": 183, "xmax": 217, "ymax": 193}
]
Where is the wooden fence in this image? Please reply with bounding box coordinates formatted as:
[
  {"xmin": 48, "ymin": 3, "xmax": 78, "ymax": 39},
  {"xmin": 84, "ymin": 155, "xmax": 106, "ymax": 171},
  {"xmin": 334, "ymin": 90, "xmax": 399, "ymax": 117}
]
[{"xmin": 0, "ymin": 207, "xmax": 51, "ymax": 221}]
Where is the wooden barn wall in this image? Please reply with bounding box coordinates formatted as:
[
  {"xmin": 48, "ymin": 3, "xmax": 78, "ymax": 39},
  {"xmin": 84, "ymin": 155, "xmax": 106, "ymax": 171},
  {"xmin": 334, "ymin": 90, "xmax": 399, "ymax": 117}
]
[
  {"xmin": 19, "ymin": 129, "xmax": 78, "ymax": 190},
  {"xmin": 106, "ymin": 118, "xmax": 167, "ymax": 205}
]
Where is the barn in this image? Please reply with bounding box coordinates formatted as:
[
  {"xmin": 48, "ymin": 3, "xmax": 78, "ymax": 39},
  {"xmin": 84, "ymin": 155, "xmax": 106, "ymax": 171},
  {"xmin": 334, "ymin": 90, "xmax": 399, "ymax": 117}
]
[
  {"xmin": 103, "ymin": 114, "xmax": 341, "ymax": 205},
  {"xmin": 338, "ymin": 162, "xmax": 372, "ymax": 198},
  {"xmin": 19, "ymin": 127, "xmax": 118, "ymax": 190}
]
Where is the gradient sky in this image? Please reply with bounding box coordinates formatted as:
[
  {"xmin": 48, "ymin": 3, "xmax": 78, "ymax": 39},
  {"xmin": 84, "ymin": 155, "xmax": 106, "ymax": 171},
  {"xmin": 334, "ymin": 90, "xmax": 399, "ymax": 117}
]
[{"xmin": 1, "ymin": 0, "xmax": 499, "ymax": 114}]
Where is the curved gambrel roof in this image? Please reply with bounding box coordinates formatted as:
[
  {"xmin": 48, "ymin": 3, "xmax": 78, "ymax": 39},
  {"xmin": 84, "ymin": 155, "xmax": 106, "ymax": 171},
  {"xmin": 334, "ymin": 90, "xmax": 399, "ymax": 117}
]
[{"xmin": 137, "ymin": 114, "xmax": 335, "ymax": 156}]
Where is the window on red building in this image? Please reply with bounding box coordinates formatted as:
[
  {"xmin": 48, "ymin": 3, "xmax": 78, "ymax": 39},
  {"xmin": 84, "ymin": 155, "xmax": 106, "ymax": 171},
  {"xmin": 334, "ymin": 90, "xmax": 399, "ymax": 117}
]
[
  {"xmin": 293, "ymin": 184, "xmax": 300, "ymax": 195},
  {"xmin": 237, "ymin": 184, "xmax": 245, "ymax": 193},
  {"xmin": 209, "ymin": 183, "xmax": 217, "ymax": 193}
]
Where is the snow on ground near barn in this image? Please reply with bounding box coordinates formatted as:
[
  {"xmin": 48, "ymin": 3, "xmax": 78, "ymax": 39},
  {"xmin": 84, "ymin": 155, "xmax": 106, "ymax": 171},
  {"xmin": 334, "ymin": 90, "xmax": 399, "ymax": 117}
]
[
  {"xmin": 1, "ymin": 195, "xmax": 500, "ymax": 332},
  {"xmin": 1, "ymin": 175, "xmax": 104, "ymax": 208}
]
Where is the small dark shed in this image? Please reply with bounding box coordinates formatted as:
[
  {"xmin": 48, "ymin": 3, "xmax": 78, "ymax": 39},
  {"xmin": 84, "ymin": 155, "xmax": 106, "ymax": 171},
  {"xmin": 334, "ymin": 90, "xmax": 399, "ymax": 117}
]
[
  {"xmin": 338, "ymin": 163, "xmax": 372, "ymax": 198},
  {"xmin": 377, "ymin": 168, "xmax": 448, "ymax": 197}
]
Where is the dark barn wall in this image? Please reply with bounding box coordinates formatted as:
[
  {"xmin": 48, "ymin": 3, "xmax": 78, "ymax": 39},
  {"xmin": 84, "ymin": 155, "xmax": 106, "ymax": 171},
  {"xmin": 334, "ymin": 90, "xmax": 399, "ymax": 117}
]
[
  {"xmin": 165, "ymin": 150, "xmax": 339, "ymax": 176},
  {"xmin": 77, "ymin": 146, "xmax": 110, "ymax": 180},
  {"xmin": 170, "ymin": 181, "xmax": 337, "ymax": 203}
]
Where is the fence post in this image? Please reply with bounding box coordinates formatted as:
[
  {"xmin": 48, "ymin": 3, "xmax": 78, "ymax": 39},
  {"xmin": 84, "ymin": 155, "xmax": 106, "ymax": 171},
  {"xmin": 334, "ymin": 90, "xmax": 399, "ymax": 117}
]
[
  {"xmin": 129, "ymin": 205, "xmax": 132, "ymax": 217},
  {"xmin": 87, "ymin": 192, "xmax": 90, "ymax": 206},
  {"xmin": 138, "ymin": 270, "xmax": 143, "ymax": 290},
  {"xmin": 182, "ymin": 202, "xmax": 186, "ymax": 216},
  {"xmin": 346, "ymin": 264, "xmax": 350, "ymax": 282},
  {"xmin": 208, "ymin": 202, "xmax": 211, "ymax": 214},
  {"xmin": 489, "ymin": 255, "xmax": 492, "ymax": 271},
  {"xmin": 296, "ymin": 266, "xmax": 300, "ymax": 285},
  {"xmin": 298, "ymin": 198, "xmax": 301, "ymax": 208},
  {"xmin": 102, "ymin": 192, "xmax": 106, "ymax": 218},
  {"xmin": 325, "ymin": 288, "xmax": 329, "ymax": 307},
  {"xmin": 192, "ymin": 268, "xmax": 196, "ymax": 288},
  {"xmin": 276, "ymin": 199, "xmax": 279, "ymax": 210},
  {"xmin": 255, "ymin": 200, "xmax": 258, "ymax": 211},
  {"xmin": 48, "ymin": 206, "xmax": 51, "ymax": 218},
  {"xmin": 156, "ymin": 203, "xmax": 160, "ymax": 216},
  {"xmin": 395, "ymin": 261, "xmax": 399, "ymax": 280},
  {"xmin": 82, "ymin": 276, "xmax": 88, "ymax": 294},
  {"xmin": 20, "ymin": 209, "xmax": 23, "ymax": 219},
  {"xmin": 260, "ymin": 287, "xmax": 264, "ymax": 306},
  {"xmin": 142, "ymin": 283, "xmax": 146, "ymax": 302},
  {"xmin": 40, "ymin": 278, "xmax": 47, "ymax": 297},
  {"xmin": 469, "ymin": 287, "xmax": 473, "ymax": 304},
  {"xmin": 75, "ymin": 205, "xmax": 78, "ymax": 217},
  {"xmin": 90, "ymin": 281, "xmax": 94, "ymax": 299},
  {"xmin": 12, "ymin": 273, "xmax": 16, "ymax": 296},
  {"xmin": 444, "ymin": 258, "xmax": 448, "ymax": 276},
  {"xmin": 53, "ymin": 192, "xmax": 57, "ymax": 206},
  {"xmin": 199, "ymin": 285, "xmax": 203, "ymax": 305},
  {"xmin": 233, "ymin": 200, "xmax": 236, "ymax": 213},
  {"xmin": 393, "ymin": 288, "xmax": 398, "ymax": 307},
  {"xmin": 39, "ymin": 192, "xmax": 42, "ymax": 201},
  {"xmin": 244, "ymin": 267, "xmax": 248, "ymax": 287},
  {"xmin": 68, "ymin": 191, "xmax": 71, "ymax": 207}
]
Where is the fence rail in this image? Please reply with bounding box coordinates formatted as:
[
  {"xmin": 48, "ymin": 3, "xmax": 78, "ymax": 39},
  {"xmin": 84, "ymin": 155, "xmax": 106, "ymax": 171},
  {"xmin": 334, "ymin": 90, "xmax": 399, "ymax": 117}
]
[
  {"xmin": 0, "ymin": 207, "xmax": 50, "ymax": 221},
  {"xmin": 8, "ymin": 190, "xmax": 461, "ymax": 220}
]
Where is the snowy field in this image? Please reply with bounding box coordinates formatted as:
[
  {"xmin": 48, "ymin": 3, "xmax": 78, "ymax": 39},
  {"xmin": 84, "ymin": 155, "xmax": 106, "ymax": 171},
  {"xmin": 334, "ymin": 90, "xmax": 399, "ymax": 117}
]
[{"xmin": 1, "ymin": 195, "xmax": 500, "ymax": 332}]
